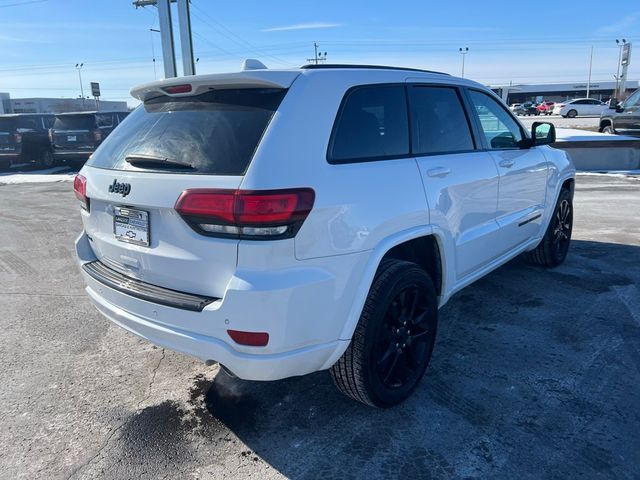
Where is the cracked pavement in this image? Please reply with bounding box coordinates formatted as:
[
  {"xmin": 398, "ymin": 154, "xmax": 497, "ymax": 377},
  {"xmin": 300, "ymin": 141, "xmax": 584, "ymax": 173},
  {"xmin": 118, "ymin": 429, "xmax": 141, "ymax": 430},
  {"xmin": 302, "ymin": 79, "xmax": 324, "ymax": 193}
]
[{"xmin": 0, "ymin": 173, "xmax": 639, "ymax": 479}]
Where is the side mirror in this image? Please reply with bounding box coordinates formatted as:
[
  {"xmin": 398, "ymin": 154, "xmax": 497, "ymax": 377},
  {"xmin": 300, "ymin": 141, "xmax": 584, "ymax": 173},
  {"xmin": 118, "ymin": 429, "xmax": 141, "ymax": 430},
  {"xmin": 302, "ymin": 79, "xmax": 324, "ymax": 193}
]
[
  {"xmin": 609, "ymin": 98, "xmax": 618, "ymax": 109},
  {"xmin": 531, "ymin": 122, "xmax": 555, "ymax": 146}
]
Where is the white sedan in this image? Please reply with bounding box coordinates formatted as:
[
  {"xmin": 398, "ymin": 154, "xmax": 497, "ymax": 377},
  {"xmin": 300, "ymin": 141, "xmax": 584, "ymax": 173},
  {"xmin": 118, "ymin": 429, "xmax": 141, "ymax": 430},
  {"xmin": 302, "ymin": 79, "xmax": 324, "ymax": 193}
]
[{"xmin": 553, "ymin": 98, "xmax": 607, "ymax": 118}]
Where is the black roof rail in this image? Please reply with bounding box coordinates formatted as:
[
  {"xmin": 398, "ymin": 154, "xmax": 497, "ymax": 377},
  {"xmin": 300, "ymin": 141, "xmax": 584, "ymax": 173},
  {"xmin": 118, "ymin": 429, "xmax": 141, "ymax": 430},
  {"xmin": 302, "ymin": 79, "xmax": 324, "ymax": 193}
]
[{"xmin": 300, "ymin": 64, "xmax": 450, "ymax": 75}]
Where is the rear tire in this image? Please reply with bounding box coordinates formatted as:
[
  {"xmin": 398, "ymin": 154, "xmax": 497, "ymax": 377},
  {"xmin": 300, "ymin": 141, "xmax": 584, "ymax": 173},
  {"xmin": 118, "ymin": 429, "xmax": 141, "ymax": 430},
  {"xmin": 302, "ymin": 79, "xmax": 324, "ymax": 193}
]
[
  {"xmin": 0, "ymin": 158, "xmax": 10, "ymax": 171},
  {"xmin": 567, "ymin": 109, "xmax": 578, "ymax": 118},
  {"xmin": 330, "ymin": 259, "xmax": 438, "ymax": 408},
  {"xmin": 525, "ymin": 189, "xmax": 573, "ymax": 267}
]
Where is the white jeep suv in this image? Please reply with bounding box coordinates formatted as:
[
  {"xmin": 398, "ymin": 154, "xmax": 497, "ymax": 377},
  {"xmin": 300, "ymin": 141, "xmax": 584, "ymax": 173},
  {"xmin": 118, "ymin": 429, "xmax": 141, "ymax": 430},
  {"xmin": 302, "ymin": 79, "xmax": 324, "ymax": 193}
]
[{"xmin": 74, "ymin": 64, "xmax": 575, "ymax": 407}]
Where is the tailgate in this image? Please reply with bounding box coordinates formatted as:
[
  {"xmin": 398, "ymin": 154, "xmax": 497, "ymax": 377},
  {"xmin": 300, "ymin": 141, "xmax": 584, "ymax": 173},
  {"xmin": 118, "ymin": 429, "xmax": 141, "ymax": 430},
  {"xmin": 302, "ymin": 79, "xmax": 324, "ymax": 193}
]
[
  {"xmin": 82, "ymin": 166, "xmax": 241, "ymax": 298},
  {"xmin": 53, "ymin": 129, "xmax": 95, "ymax": 149}
]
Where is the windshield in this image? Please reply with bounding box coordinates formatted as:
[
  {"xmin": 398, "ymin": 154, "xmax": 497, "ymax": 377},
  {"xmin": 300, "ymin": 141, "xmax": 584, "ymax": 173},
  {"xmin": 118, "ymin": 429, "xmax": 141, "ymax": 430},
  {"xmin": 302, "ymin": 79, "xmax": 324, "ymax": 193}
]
[
  {"xmin": 86, "ymin": 88, "xmax": 286, "ymax": 176},
  {"xmin": 53, "ymin": 115, "xmax": 96, "ymax": 130}
]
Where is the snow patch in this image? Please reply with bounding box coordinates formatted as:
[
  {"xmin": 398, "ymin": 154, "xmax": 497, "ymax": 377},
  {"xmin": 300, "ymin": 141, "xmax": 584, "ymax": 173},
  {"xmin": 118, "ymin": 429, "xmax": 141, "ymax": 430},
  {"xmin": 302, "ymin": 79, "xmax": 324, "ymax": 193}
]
[{"xmin": 0, "ymin": 167, "xmax": 76, "ymax": 185}]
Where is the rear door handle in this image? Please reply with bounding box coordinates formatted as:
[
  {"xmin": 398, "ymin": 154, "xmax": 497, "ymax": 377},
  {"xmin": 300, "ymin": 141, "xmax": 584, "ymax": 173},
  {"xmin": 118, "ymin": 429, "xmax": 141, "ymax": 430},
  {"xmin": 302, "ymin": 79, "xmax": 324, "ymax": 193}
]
[
  {"xmin": 499, "ymin": 159, "xmax": 515, "ymax": 168},
  {"xmin": 426, "ymin": 167, "xmax": 451, "ymax": 178}
]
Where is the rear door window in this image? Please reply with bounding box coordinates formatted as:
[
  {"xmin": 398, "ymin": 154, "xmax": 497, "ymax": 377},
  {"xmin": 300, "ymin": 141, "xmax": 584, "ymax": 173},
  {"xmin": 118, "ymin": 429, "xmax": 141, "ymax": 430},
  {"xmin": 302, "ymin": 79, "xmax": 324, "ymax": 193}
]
[
  {"xmin": 329, "ymin": 85, "xmax": 409, "ymax": 163},
  {"xmin": 53, "ymin": 115, "xmax": 95, "ymax": 130},
  {"xmin": 408, "ymin": 86, "xmax": 475, "ymax": 155},
  {"xmin": 86, "ymin": 88, "xmax": 286, "ymax": 176}
]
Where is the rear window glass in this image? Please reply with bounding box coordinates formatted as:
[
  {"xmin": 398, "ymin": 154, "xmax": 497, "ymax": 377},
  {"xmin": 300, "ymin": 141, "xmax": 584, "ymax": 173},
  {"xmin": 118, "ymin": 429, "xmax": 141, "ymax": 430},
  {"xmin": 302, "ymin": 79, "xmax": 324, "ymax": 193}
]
[
  {"xmin": 53, "ymin": 115, "xmax": 95, "ymax": 130},
  {"xmin": 329, "ymin": 85, "xmax": 409, "ymax": 163},
  {"xmin": 87, "ymin": 88, "xmax": 286, "ymax": 175},
  {"xmin": 0, "ymin": 118, "xmax": 17, "ymax": 132}
]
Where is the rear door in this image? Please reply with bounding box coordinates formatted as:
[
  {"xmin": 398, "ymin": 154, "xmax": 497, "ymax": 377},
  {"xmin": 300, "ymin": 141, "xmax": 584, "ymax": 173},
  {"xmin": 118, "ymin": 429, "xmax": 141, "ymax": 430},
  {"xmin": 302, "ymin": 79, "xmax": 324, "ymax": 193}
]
[
  {"xmin": 467, "ymin": 89, "xmax": 548, "ymax": 252},
  {"xmin": 81, "ymin": 87, "xmax": 286, "ymax": 298},
  {"xmin": 409, "ymin": 84, "xmax": 502, "ymax": 279}
]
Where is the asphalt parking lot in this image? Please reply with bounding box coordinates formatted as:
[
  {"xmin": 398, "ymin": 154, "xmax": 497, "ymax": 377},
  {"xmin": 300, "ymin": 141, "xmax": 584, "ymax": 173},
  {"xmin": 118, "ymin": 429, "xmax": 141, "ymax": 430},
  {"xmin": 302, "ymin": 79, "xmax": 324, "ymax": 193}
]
[{"xmin": 0, "ymin": 173, "xmax": 639, "ymax": 479}]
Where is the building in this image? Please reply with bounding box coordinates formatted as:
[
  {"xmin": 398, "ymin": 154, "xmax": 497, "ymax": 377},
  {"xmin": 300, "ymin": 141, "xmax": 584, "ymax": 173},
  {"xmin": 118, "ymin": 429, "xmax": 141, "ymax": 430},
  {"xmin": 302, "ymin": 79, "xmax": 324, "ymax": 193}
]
[
  {"xmin": 0, "ymin": 94, "xmax": 128, "ymax": 114},
  {"xmin": 491, "ymin": 80, "xmax": 639, "ymax": 105},
  {"xmin": 0, "ymin": 93, "xmax": 10, "ymax": 114}
]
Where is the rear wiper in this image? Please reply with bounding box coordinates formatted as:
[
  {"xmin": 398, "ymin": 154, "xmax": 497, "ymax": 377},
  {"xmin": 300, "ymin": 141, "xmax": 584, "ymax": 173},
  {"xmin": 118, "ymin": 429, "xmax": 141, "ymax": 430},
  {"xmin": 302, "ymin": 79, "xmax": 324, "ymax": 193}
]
[{"xmin": 125, "ymin": 154, "xmax": 194, "ymax": 170}]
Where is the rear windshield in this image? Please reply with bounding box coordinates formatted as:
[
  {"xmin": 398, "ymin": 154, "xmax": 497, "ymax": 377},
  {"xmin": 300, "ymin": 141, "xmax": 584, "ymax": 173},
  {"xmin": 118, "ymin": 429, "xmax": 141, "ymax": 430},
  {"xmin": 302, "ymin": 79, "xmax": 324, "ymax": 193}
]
[
  {"xmin": 86, "ymin": 88, "xmax": 287, "ymax": 175},
  {"xmin": 53, "ymin": 115, "xmax": 96, "ymax": 130},
  {"xmin": 0, "ymin": 116, "xmax": 42, "ymax": 132},
  {"xmin": 0, "ymin": 118, "xmax": 16, "ymax": 132}
]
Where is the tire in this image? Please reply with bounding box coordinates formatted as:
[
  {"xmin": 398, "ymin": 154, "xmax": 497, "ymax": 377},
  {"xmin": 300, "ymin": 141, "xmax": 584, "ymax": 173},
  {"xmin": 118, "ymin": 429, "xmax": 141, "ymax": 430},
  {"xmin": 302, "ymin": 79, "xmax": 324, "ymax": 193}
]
[
  {"xmin": 330, "ymin": 259, "xmax": 438, "ymax": 408},
  {"xmin": 567, "ymin": 109, "xmax": 578, "ymax": 118},
  {"xmin": 39, "ymin": 149, "xmax": 54, "ymax": 169},
  {"xmin": 525, "ymin": 189, "xmax": 573, "ymax": 267},
  {"xmin": 0, "ymin": 158, "xmax": 10, "ymax": 171},
  {"xmin": 601, "ymin": 124, "xmax": 615, "ymax": 134}
]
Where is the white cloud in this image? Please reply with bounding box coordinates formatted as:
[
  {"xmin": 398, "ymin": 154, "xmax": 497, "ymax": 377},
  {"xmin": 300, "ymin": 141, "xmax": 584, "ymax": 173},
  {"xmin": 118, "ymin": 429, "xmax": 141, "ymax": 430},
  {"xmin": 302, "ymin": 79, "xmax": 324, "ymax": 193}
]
[
  {"xmin": 596, "ymin": 11, "xmax": 640, "ymax": 34},
  {"xmin": 262, "ymin": 22, "xmax": 342, "ymax": 32}
]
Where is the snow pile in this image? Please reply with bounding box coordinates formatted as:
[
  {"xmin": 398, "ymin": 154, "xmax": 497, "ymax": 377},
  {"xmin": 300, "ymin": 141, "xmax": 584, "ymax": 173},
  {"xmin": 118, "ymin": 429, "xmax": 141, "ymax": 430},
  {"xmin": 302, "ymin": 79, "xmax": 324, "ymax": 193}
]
[{"xmin": 0, "ymin": 167, "xmax": 76, "ymax": 185}]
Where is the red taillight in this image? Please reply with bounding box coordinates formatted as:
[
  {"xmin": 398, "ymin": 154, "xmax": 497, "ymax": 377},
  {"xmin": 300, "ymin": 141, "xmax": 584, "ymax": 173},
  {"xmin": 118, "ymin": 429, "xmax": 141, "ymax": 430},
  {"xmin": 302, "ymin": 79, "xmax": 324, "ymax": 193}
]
[
  {"xmin": 14, "ymin": 133, "xmax": 22, "ymax": 144},
  {"xmin": 162, "ymin": 84, "xmax": 192, "ymax": 94},
  {"xmin": 93, "ymin": 129, "xmax": 103, "ymax": 142},
  {"xmin": 227, "ymin": 330, "xmax": 269, "ymax": 347},
  {"xmin": 175, "ymin": 188, "xmax": 315, "ymax": 239},
  {"xmin": 73, "ymin": 174, "xmax": 89, "ymax": 210}
]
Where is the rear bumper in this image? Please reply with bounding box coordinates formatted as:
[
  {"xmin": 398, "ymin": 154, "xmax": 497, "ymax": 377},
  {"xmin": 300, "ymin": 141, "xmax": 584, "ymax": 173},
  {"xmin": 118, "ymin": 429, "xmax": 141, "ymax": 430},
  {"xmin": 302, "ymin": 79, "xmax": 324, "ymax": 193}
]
[
  {"xmin": 0, "ymin": 152, "xmax": 20, "ymax": 163},
  {"xmin": 53, "ymin": 150, "xmax": 93, "ymax": 161},
  {"xmin": 75, "ymin": 231, "xmax": 359, "ymax": 381},
  {"xmin": 85, "ymin": 285, "xmax": 345, "ymax": 381}
]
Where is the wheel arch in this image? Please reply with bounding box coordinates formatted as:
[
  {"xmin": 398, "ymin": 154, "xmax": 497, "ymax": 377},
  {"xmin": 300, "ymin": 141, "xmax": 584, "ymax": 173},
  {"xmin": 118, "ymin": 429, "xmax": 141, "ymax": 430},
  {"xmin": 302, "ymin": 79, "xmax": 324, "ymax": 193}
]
[
  {"xmin": 599, "ymin": 118, "xmax": 613, "ymax": 131},
  {"xmin": 336, "ymin": 226, "xmax": 448, "ymax": 342}
]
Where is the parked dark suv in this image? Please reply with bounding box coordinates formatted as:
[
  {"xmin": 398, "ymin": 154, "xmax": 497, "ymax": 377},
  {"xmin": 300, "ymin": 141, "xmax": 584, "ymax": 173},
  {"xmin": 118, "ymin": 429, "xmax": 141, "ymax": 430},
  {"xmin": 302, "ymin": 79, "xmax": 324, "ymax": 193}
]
[
  {"xmin": 50, "ymin": 111, "xmax": 129, "ymax": 163},
  {"xmin": 600, "ymin": 88, "xmax": 640, "ymax": 136},
  {"xmin": 0, "ymin": 113, "xmax": 55, "ymax": 170}
]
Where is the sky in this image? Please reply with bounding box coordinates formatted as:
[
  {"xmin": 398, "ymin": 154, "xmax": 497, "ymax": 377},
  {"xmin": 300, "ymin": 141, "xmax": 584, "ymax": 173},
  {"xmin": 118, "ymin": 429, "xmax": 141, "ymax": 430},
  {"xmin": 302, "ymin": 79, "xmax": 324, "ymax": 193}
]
[{"xmin": 1, "ymin": 0, "xmax": 639, "ymax": 107}]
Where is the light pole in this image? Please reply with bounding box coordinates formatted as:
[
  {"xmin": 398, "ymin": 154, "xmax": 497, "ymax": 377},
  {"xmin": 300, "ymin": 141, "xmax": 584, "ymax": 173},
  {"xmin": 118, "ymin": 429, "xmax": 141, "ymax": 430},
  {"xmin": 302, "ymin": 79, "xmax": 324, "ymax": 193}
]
[
  {"xmin": 150, "ymin": 28, "xmax": 160, "ymax": 80},
  {"xmin": 307, "ymin": 42, "xmax": 327, "ymax": 64},
  {"xmin": 459, "ymin": 47, "xmax": 469, "ymax": 78},
  {"xmin": 75, "ymin": 63, "xmax": 85, "ymax": 109},
  {"xmin": 615, "ymin": 39, "xmax": 627, "ymax": 100}
]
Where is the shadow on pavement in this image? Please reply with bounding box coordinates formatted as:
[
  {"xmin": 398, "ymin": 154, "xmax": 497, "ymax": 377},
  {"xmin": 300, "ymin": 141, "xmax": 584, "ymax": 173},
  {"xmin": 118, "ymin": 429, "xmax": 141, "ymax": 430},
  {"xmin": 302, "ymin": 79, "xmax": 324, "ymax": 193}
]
[
  {"xmin": 174, "ymin": 239, "xmax": 640, "ymax": 479},
  {"xmin": 100, "ymin": 240, "xmax": 639, "ymax": 479}
]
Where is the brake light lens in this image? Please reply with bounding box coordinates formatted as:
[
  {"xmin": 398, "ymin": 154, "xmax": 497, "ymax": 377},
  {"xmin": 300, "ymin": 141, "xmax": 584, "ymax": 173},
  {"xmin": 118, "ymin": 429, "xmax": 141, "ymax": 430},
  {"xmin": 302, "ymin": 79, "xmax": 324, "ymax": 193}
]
[
  {"xmin": 162, "ymin": 84, "xmax": 192, "ymax": 94},
  {"xmin": 73, "ymin": 174, "xmax": 89, "ymax": 210},
  {"xmin": 227, "ymin": 330, "xmax": 269, "ymax": 347},
  {"xmin": 14, "ymin": 133, "xmax": 22, "ymax": 144},
  {"xmin": 175, "ymin": 188, "xmax": 315, "ymax": 239},
  {"xmin": 48, "ymin": 128, "xmax": 53, "ymax": 142},
  {"xmin": 93, "ymin": 129, "xmax": 103, "ymax": 142}
]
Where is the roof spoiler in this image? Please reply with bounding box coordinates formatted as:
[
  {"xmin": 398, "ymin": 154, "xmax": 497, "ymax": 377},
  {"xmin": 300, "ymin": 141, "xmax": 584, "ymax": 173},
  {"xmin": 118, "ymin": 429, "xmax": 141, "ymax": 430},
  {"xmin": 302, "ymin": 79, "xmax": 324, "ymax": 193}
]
[{"xmin": 131, "ymin": 69, "xmax": 299, "ymax": 102}]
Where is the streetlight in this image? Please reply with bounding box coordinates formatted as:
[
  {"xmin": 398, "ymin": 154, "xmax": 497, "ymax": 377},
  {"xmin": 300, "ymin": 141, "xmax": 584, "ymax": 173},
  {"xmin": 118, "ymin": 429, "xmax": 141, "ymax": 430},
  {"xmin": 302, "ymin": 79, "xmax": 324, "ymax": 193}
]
[
  {"xmin": 614, "ymin": 39, "xmax": 627, "ymax": 100},
  {"xmin": 459, "ymin": 47, "xmax": 469, "ymax": 78},
  {"xmin": 307, "ymin": 42, "xmax": 327, "ymax": 64},
  {"xmin": 75, "ymin": 63, "xmax": 85, "ymax": 108},
  {"xmin": 150, "ymin": 28, "xmax": 160, "ymax": 80}
]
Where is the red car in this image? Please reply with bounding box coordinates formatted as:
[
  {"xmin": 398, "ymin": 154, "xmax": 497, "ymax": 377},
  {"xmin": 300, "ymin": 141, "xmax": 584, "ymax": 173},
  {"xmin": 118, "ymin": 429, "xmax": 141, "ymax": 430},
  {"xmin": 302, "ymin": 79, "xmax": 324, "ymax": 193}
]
[{"xmin": 537, "ymin": 101, "xmax": 555, "ymax": 115}]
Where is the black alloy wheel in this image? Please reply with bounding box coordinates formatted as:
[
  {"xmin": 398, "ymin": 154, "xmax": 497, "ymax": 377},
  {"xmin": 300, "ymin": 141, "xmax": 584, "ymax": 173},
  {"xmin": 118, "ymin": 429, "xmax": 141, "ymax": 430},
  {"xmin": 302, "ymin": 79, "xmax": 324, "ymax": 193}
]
[
  {"xmin": 552, "ymin": 198, "xmax": 572, "ymax": 260},
  {"xmin": 331, "ymin": 259, "xmax": 438, "ymax": 407},
  {"xmin": 374, "ymin": 286, "xmax": 434, "ymax": 390}
]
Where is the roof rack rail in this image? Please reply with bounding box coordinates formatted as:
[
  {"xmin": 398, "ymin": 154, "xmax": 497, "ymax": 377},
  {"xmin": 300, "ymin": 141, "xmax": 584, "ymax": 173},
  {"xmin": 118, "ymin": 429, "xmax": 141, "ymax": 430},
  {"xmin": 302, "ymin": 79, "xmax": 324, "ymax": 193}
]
[{"xmin": 300, "ymin": 64, "xmax": 450, "ymax": 75}]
